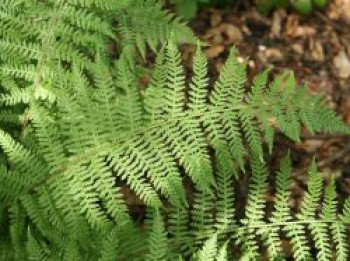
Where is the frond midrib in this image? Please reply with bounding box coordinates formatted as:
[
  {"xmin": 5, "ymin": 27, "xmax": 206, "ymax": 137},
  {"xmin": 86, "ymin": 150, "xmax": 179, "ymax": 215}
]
[{"xmin": 26, "ymin": 101, "xmax": 282, "ymax": 192}]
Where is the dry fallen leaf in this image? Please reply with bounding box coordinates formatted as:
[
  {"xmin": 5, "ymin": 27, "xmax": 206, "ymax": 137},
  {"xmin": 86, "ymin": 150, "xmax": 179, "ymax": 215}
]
[
  {"xmin": 210, "ymin": 11, "xmax": 222, "ymax": 27},
  {"xmin": 310, "ymin": 38, "xmax": 325, "ymax": 62},
  {"xmin": 303, "ymin": 140, "xmax": 324, "ymax": 153},
  {"xmin": 343, "ymin": 2, "xmax": 350, "ymax": 23},
  {"xmin": 211, "ymin": 33, "xmax": 225, "ymax": 45},
  {"xmin": 292, "ymin": 43, "xmax": 304, "ymax": 54},
  {"xmin": 265, "ymin": 48, "xmax": 284, "ymax": 61},
  {"xmin": 330, "ymin": 0, "xmax": 350, "ymax": 23},
  {"xmin": 220, "ymin": 23, "xmax": 243, "ymax": 44},
  {"xmin": 341, "ymin": 97, "xmax": 350, "ymax": 124},
  {"xmin": 294, "ymin": 26, "xmax": 316, "ymax": 38},
  {"xmin": 328, "ymin": 30, "xmax": 342, "ymax": 52},
  {"xmin": 329, "ymin": 1, "xmax": 342, "ymax": 19},
  {"xmin": 286, "ymin": 14, "xmax": 315, "ymax": 38},
  {"xmin": 205, "ymin": 45, "xmax": 225, "ymax": 58},
  {"xmin": 286, "ymin": 14, "xmax": 299, "ymax": 37},
  {"xmin": 202, "ymin": 28, "xmax": 224, "ymax": 45},
  {"xmin": 270, "ymin": 9, "xmax": 287, "ymax": 38},
  {"xmin": 202, "ymin": 28, "xmax": 218, "ymax": 41},
  {"xmin": 333, "ymin": 49, "xmax": 350, "ymax": 78}
]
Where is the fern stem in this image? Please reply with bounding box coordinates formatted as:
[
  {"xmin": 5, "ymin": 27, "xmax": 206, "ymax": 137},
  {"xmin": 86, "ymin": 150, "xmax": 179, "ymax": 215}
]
[
  {"xmin": 239, "ymin": 219, "xmax": 349, "ymax": 230},
  {"xmin": 22, "ymin": 0, "xmax": 66, "ymax": 130}
]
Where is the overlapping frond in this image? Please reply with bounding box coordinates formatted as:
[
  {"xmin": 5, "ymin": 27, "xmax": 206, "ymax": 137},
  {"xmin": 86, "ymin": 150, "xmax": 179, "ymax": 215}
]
[
  {"xmin": 117, "ymin": 0, "xmax": 196, "ymax": 57},
  {"xmin": 235, "ymin": 157, "xmax": 350, "ymax": 261},
  {"xmin": 148, "ymin": 156, "xmax": 350, "ymax": 260}
]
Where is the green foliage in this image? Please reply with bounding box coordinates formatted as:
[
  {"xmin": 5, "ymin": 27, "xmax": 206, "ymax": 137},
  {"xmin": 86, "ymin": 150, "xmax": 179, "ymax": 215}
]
[
  {"xmin": 0, "ymin": 0, "xmax": 349, "ymax": 260},
  {"xmin": 171, "ymin": 0, "xmax": 241, "ymax": 20},
  {"xmin": 257, "ymin": 0, "xmax": 328, "ymax": 15},
  {"xmin": 172, "ymin": 0, "xmax": 211, "ymax": 20},
  {"xmin": 0, "ymin": 39, "xmax": 349, "ymax": 259},
  {"xmin": 0, "ymin": 0, "xmax": 195, "ymax": 113},
  {"xmin": 148, "ymin": 157, "xmax": 350, "ymax": 260}
]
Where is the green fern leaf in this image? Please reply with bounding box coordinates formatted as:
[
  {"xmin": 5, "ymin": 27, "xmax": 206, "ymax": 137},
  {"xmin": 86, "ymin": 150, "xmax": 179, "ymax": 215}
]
[{"xmin": 146, "ymin": 209, "xmax": 169, "ymax": 261}]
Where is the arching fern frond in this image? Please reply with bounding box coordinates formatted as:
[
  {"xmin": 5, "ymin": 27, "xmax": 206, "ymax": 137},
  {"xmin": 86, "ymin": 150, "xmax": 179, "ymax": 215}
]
[
  {"xmin": 117, "ymin": 0, "xmax": 196, "ymax": 57},
  {"xmin": 145, "ymin": 209, "xmax": 169, "ymax": 261},
  {"xmin": 175, "ymin": 155, "xmax": 350, "ymax": 261},
  {"xmin": 1, "ymin": 41, "xmax": 348, "ymax": 221}
]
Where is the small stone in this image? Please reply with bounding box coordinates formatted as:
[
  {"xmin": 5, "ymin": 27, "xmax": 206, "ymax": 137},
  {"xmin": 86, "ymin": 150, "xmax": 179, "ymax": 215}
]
[{"xmin": 333, "ymin": 50, "xmax": 350, "ymax": 78}]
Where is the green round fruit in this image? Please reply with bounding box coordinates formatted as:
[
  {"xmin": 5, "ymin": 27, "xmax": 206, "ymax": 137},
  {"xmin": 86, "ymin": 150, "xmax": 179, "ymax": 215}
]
[
  {"xmin": 291, "ymin": 0, "xmax": 313, "ymax": 15},
  {"xmin": 313, "ymin": 0, "xmax": 328, "ymax": 8}
]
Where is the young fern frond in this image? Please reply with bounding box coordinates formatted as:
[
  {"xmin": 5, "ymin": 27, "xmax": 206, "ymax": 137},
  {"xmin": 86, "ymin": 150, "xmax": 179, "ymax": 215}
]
[{"xmin": 98, "ymin": 227, "xmax": 120, "ymax": 261}]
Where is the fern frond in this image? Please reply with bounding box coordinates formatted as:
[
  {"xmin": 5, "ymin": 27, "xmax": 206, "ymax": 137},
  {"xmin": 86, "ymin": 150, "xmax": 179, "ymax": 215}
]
[
  {"xmin": 26, "ymin": 230, "xmax": 51, "ymax": 261},
  {"xmin": 8, "ymin": 203, "xmax": 27, "ymax": 260},
  {"xmin": 168, "ymin": 205, "xmax": 191, "ymax": 253},
  {"xmin": 270, "ymin": 154, "xmax": 292, "ymax": 224},
  {"xmin": 108, "ymin": 146, "xmax": 162, "ymax": 207},
  {"xmin": 216, "ymin": 242, "xmax": 229, "ymax": 261},
  {"xmin": 197, "ymin": 233, "xmax": 218, "ymax": 261},
  {"xmin": 65, "ymin": 0, "xmax": 131, "ymax": 11},
  {"xmin": 215, "ymin": 164, "xmax": 235, "ymax": 233},
  {"xmin": 244, "ymin": 156, "xmax": 268, "ymax": 223},
  {"xmin": 188, "ymin": 41, "xmax": 209, "ymax": 113},
  {"xmin": 0, "ymin": 130, "xmax": 48, "ymax": 200},
  {"xmin": 98, "ymin": 227, "xmax": 120, "ymax": 261},
  {"xmin": 192, "ymin": 187, "xmax": 215, "ymax": 242},
  {"xmin": 146, "ymin": 209, "xmax": 169, "ymax": 261},
  {"xmin": 144, "ymin": 49, "xmax": 167, "ymax": 117},
  {"xmin": 118, "ymin": 0, "xmax": 196, "ymax": 56},
  {"xmin": 0, "ymin": 7, "xmax": 349, "ymax": 258},
  {"xmin": 298, "ymin": 160, "xmax": 323, "ymax": 220},
  {"xmin": 62, "ymin": 239, "xmax": 80, "ymax": 261},
  {"xmin": 164, "ymin": 40, "xmax": 186, "ymax": 114}
]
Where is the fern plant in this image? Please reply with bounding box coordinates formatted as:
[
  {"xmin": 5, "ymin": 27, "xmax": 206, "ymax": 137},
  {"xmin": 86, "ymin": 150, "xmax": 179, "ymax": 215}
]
[
  {"xmin": 0, "ymin": 1, "xmax": 349, "ymax": 259},
  {"xmin": 0, "ymin": 40, "xmax": 349, "ymax": 260}
]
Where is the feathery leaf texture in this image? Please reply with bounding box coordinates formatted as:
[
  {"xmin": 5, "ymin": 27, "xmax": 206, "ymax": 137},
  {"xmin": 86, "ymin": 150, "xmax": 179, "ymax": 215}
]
[
  {"xmin": 0, "ymin": 42, "xmax": 349, "ymax": 259},
  {"xmin": 0, "ymin": 1, "xmax": 349, "ymax": 258}
]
